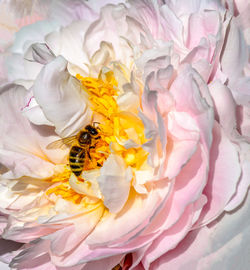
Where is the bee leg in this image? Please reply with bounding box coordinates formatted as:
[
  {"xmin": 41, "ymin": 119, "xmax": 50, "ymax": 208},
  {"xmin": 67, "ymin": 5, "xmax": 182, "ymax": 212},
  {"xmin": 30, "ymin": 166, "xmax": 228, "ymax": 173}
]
[
  {"xmin": 87, "ymin": 151, "xmax": 92, "ymax": 160},
  {"xmin": 90, "ymin": 140, "xmax": 99, "ymax": 149}
]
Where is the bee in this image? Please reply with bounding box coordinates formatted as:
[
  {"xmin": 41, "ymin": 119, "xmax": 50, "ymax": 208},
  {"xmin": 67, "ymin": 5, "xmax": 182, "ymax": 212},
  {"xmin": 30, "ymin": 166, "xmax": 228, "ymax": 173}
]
[{"xmin": 47, "ymin": 124, "xmax": 101, "ymax": 176}]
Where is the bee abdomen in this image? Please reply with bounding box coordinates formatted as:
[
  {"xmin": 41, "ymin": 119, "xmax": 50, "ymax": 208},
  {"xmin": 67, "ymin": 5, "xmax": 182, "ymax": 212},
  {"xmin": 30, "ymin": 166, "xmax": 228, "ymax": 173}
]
[
  {"xmin": 69, "ymin": 146, "xmax": 85, "ymax": 176},
  {"xmin": 69, "ymin": 156, "xmax": 84, "ymax": 162},
  {"xmin": 70, "ymin": 146, "xmax": 83, "ymax": 155}
]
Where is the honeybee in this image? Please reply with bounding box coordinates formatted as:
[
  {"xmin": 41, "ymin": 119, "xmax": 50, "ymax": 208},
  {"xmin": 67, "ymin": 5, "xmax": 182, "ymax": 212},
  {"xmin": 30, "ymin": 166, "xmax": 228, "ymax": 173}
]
[{"xmin": 47, "ymin": 124, "xmax": 101, "ymax": 176}]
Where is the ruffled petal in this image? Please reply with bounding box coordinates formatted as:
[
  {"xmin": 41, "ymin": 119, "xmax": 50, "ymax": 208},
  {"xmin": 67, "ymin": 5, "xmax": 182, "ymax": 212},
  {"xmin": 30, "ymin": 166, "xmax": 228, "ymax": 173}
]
[
  {"xmin": 221, "ymin": 18, "xmax": 248, "ymax": 81},
  {"xmin": 33, "ymin": 56, "xmax": 92, "ymax": 137},
  {"xmin": 170, "ymin": 65, "xmax": 214, "ymax": 151},
  {"xmin": 196, "ymin": 122, "xmax": 241, "ymax": 226},
  {"xmin": 0, "ymin": 84, "xmax": 55, "ymax": 178},
  {"xmin": 141, "ymin": 204, "xmax": 194, "ymax": 269},
  {"xmin": 48, "ymin": 0, "xmax": 97, "ymax": 27},
  {"xmin": 164, "ymin": 111, "xmax": 200, "ymax": 179},
  {"xmin": 21, "ymin": 92, "xmax": 54, "ymax": 126},
  {"xmin": 150, "ymin": 191, "xmax": 250, "ymax": 270},
  {"xmin": 225, "ymin": 143, "xmax": 250, "ymax": 211},
  {"xmin": 45, "ymin": 21, "xmax": 91, "ymax": 75},
  {"xmin": 209, "ymin": 80, "xmax": 236, "ymax": 133},
  {"xmin": 143, "ymin": 144, "xmax": 208, "ymax": 236},
  {"xmin": 6, "ymin": 20, "xmax": 59, "ymax": 83},
  {"xmin": 97, "ymin": 154, "xmax": 132, "ymax": 213}
]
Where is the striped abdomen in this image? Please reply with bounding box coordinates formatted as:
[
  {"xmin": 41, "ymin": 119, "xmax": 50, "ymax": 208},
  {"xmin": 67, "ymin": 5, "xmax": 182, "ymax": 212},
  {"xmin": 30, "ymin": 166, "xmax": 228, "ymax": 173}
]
[{"xmin": 69, "ymin": 146, "xmax": 86, "ymax": 176}]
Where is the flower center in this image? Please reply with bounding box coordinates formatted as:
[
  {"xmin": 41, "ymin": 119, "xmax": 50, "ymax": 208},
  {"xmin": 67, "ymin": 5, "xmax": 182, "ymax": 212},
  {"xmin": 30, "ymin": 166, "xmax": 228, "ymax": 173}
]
[
  {"xmin": 47, "ymin": 70, "xmax": 149, "ymax": 205},
  {"xmin": 76, "ymin": 71, "xmax": 148, "ymax": 168}
]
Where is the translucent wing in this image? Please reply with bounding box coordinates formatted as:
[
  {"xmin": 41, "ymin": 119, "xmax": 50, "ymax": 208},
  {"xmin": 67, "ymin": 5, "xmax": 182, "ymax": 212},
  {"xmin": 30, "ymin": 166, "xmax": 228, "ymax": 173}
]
[{"xmin": 46, "ymin": 136, "xmax": 76, "ymax": 150}]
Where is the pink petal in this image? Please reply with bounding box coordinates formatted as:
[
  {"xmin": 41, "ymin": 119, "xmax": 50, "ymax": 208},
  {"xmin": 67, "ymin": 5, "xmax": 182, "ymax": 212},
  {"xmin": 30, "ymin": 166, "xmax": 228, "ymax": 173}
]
[
  {"xmin": 0, "ymin": 239, "xmax": 22, "ymax": 264},
  {"xmin": 150, "ymin": 191, "xmax": 250, "ymax": 270},
  {"xmin": 196, "ymin": 122, "xmax": 241, "ymax": 226},
  {"xmin": 225, "ymin": 143, "xmax": 250, "ymax": 211},
  {"xmin": 49, "ymin": 180, "xmax": 171, "ymax": 266},
  {"xmin": 239, "ymin": 106, "xmax": 250, "ymax": 138},
  {"xmin": 80, "ymin": 255, "xmax": 124, "ymax": 270},
  {"xmin": 221, "ymin": 18, "xmax": 248, "ymax": 80},
  {"xmin": 164, "ymin": 111, "xmax": 200, "ymax": 179},
  {"xmin": 85, "ymin": 179, "xmax": 171, "ymax": 247},
  {"xmin": 209, "ymin": 81, "xmax": 236, "ymax": 133},
  {"xmin": 49, "ymin": 206, "xmax": 104, "ymax": 256},
  {"xmin": 143, "ymin": 143, "xmax": 208, "ymax": 235},
  {"xmin": 160, "ymin": 4, "xmax": 184, "ymax": 47},
  {"xmin": 170, "ymin": 64, "xmax": 214, "ymax": 151},
  {"xmin": 141, "ymin": 204, "xmax": 194, "ymax": 269},
  {"xmin": 186, "ymin": 11, "xmax": 220, "ymax": 49},
  {"xmin": 9, "ymin": 240, "xmax": 57, "ymax": 270},
  {"xmin": 234, "ymin": 0, "xmax": 250, "ymax": 15}
]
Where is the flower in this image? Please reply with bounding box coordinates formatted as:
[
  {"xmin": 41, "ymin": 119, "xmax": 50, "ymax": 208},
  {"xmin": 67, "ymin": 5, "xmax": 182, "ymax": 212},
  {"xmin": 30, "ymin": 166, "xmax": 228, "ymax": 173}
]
[{"xmin": 0, "ymin": 0, "xmax": 250, "ymax": 269}]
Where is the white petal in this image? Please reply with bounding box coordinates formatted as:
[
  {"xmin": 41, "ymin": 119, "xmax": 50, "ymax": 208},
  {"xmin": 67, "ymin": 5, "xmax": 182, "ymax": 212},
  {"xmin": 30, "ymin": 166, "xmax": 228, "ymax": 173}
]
[
  {"xmin": 10, "ymin": 20, "xmax": 59, "ymax": 54},
  {"xmin": 69, "ymin": 172, "xmax": 102, "ymax": 199},
  {"xmin": 45, "ymin": 21, "xmax": 91, "ymax": 75},
  {"xmin": 30, "ymin": 43, "xmax": 56, "ymax": 65},
  {"xmin": 0, "ymin": 83, "xmax": 55, "ymax": 178},
  {"xmin": 97, "ymin": 154, "xmax": 132, "ymax": 213},
  {"xmin": 49, "ymin": 0, "xmax": 97, "ymax": 27},
  {"xmin": 21, "ymin": 93, "xmax": 53, "ymax": 126},
  {"xmin": 33, "ymin": 56, "xmax": 92, "ymax": 137}
]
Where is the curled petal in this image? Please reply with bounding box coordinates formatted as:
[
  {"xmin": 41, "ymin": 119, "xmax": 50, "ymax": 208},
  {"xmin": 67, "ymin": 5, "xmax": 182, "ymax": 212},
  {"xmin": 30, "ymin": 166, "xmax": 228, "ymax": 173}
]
[
  {"xmin": 0, "ymin": 84, "xmax": 55, "ymax": 178},
  {"xmin": 209, "ymin": 81, "xmax": 236, "ymax": 134},
  {"xmin": 196, "ymin": 122, "xmax": 241, "ymax": 226},
  {"xmin": 142, "ymin": 204, "xmax": 194, "ymax": 269},
  {"xmin": 33, "ymin": 56, "xmax": 92, "ymax": 137},
  {"xmin": 97, "ymin": 154, "xmax": 132, "ymax": 213},
  {"xmin": 21, "ymin": 93, "xmax": 53, "ymax": 126},
  {"xmin": 69, "ymin": 172, "xmax": 102, "ymax": 199}
]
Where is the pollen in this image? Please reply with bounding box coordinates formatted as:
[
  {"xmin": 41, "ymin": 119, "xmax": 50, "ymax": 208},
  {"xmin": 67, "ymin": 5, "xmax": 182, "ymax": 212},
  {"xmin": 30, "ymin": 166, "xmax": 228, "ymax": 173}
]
[
  {"xmin": 46, "ymin": 168, "xmax": 84, "ymax": 204},
  {"xmin": 123, "ymin": 148, "xmax": 136, "ymax": 165},
  {"xmin": 77, "ymin": 70, "xmax": 149, "ymax": 169}
]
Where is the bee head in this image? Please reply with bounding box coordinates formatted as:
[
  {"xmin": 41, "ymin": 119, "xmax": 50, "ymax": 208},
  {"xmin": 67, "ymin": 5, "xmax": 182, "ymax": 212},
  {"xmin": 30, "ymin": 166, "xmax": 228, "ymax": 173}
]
[{"xmin": 85, "ymin": 125, "xmax": 99, "ymax": 137}]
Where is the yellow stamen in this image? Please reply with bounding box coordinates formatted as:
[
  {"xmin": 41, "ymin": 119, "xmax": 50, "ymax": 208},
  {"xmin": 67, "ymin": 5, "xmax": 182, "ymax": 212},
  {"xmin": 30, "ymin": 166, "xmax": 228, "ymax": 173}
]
[{"xmin": 48, "ymin": 70, "xmax": 149, "ymax": 204}]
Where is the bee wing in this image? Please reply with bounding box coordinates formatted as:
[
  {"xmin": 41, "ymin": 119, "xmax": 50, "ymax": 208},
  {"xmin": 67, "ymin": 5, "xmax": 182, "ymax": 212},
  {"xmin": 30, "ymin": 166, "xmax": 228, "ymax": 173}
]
[{"xmin": 46, "ymin": 136, "xmax": 76, "ymax": 150}]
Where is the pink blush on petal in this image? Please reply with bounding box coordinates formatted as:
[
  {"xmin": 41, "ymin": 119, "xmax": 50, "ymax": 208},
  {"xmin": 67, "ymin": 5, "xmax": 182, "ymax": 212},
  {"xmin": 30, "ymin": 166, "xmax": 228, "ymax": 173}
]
[
  {"xmin": 16, "ymin": 14, "xmax": 43, "ymax": 27},
  {"xmin": 195, "ymin": 122, "xmax": 241, "ymax": 226}
]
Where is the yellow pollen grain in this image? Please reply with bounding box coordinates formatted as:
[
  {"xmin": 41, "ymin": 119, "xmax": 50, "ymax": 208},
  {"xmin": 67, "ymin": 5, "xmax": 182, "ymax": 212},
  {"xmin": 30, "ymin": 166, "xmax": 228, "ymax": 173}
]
[{"xmin": 124, "ymin": 148, "xmax": 136, "ymax": 166}]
